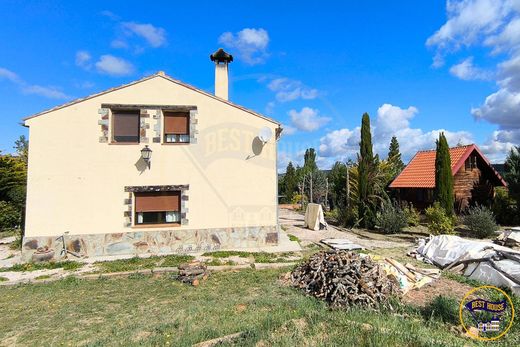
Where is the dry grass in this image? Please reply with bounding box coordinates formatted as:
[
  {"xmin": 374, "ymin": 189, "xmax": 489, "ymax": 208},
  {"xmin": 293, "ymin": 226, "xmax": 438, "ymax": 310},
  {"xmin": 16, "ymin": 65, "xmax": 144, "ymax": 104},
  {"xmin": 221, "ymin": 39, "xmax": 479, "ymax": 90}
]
[{"xmin": 1, "ymin": 268, "xmax": 516, "ymax": 346}]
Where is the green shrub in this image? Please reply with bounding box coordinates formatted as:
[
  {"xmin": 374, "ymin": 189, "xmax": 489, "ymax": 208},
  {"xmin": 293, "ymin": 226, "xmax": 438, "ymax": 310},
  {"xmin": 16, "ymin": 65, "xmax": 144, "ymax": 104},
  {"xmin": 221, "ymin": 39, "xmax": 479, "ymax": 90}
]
[
  {"xmin": 403, "ymin": 203, "xmax": 420, "ymax": 226},
  {"xmin": 463, "ymin": 205, "xmax": 498, "ymax": 238},
  {"xmin": 324, "ymin": 209, "xmax": 339, "ymax": 222},
  {"xmin": 421, "ymin": 295, "xmax": 459, "ymax": 324},
  {"xmin": 425, "ymin": 202, "xmax": 454, "ymax": 235},
  {"xmin": 290, "ymin": 194, "xmax": 306, "ymax": 205},
  {"xmin": 339, "ymin": 207, "xmax": 358, "ymax": 227},
  {"xmin": 492, "ymin": 187, "xmax": 518, "ymax": 226},
  {"xmin": 8, "ymin": 229, "xmax": 23, "ymax": 250},
  {"xmin": 377, "ymin": 202, "xmax": 407, "ymax": 234},
  {"xmin": 0, "ymin": 201, "xmax": 20, "ymax": 231}
]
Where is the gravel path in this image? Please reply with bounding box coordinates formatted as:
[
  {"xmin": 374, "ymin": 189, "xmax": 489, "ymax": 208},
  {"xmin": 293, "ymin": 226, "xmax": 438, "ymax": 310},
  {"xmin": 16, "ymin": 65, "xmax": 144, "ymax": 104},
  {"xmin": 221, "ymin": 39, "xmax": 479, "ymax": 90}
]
[{"xmin": 279, "ymin": 208, "xmax": 415, "ymax": 249}]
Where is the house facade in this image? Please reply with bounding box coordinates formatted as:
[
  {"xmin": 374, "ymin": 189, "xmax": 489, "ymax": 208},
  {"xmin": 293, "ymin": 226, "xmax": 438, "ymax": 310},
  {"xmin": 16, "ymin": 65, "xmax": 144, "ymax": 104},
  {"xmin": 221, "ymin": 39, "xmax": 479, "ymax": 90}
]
[
  {"xmin": 22, "ymin": 49, "xmax": 281, "ymax": 261},
  {"xmin": 389, "ymin": 144, "xmax": 506, "ymax": 211}
]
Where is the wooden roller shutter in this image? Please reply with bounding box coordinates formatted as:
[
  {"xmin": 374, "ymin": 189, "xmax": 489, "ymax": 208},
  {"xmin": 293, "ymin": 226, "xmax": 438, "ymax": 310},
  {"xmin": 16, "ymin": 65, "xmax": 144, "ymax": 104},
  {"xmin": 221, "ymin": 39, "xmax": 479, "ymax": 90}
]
[
  {"xmin": 113, "ymin": 111, "xmax": 140, "ymax": 142},
  {"xmin": 164, "ymin": 112, "xmax": 189, "ymax": 134},
  {"xmin": 135, "ymin": 192, "xmax": 180, "ymax": 212}
]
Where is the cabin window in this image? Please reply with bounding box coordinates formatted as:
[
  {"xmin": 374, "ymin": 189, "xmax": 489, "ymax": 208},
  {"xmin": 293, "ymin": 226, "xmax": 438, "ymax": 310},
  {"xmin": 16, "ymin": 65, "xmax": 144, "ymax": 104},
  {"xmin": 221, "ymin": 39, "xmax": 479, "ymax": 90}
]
[
  {"xmin": 134, "ymin": 191, "xmax": 181, "ymax": 225},
  {"xmin": 163, "ymin": 111, "xmax": 190, "ymax": 143},
  {"xmin": 112, "ymin": 110, "xmax": 140, "ymax": 143}
]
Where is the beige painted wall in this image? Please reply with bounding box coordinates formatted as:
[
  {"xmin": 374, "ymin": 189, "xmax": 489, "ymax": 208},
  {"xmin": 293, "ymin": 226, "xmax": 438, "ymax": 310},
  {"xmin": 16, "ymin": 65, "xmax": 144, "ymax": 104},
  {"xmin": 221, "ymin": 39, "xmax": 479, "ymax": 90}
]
[{"xmin": 24, "ymin": 76, "xmax": 279, "ymax": 237}]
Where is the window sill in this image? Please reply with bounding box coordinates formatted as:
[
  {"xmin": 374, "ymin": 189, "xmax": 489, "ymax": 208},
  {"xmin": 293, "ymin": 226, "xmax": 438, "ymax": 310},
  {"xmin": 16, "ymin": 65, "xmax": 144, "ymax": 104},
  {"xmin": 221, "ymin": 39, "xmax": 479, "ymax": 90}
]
[
  {"xmin": 109, "ymin": 142, "xmax": 140, "ymax": 145},
  {"xmin": 161, "ymin": 142, "xmax": 190, "ymax": 145},
  {"xmin": 131, "ymin": 223, "xmax": 181, "ymax": 229}
]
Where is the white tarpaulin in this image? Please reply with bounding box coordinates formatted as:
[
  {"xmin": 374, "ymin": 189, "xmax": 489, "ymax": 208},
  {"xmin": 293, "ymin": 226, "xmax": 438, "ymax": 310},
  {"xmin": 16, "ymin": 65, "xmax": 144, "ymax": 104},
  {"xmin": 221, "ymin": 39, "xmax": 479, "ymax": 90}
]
[
  {"xmin": 415, "ymin": 235, "xmax": 520, "ymax": 295},
  {"xmin": 303, "ymin": 203, "xmax": 328, "ymax": 231}
]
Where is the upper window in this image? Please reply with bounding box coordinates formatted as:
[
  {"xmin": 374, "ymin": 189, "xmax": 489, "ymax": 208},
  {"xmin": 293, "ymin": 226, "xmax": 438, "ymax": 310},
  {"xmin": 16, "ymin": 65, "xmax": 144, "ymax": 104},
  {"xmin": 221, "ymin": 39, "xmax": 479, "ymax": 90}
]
[
  {"xmin": 164, "ymin": 111, "xmax": 189, "ymax": 143},
  {"xmin": 134, "ymin": 191, "xmax": 181, "ymax": 225},
  {"xmin": 113, "ymin": 110, "xmax": 140, "ymax": 143}
]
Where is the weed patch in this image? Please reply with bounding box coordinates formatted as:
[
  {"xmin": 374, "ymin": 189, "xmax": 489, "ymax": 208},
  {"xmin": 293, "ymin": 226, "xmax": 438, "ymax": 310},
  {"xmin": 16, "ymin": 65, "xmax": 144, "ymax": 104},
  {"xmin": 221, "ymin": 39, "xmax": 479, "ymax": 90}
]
[{"xmin": 0, "ymin": 261, "xmax": 83, "ymax": 273}]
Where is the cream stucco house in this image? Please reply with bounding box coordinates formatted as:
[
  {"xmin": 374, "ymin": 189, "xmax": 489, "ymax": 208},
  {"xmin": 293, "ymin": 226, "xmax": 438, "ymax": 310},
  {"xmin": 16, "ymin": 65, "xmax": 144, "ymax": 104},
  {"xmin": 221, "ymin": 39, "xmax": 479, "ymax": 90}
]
[{"xmin": 22, "ymin": 49, "xmax": 281, "ymax": 260}]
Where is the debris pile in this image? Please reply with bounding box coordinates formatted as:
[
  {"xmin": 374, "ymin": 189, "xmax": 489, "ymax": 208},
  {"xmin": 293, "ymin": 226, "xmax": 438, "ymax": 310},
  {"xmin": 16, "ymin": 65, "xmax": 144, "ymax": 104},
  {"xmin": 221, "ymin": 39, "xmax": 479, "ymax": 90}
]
[
  {"xmin": 177, "ymin": 261, "xmax": 208, "ymax": 286},
  {"xmin": 291, "ymin": 250, "xmax": 400, "ymax": 308}
]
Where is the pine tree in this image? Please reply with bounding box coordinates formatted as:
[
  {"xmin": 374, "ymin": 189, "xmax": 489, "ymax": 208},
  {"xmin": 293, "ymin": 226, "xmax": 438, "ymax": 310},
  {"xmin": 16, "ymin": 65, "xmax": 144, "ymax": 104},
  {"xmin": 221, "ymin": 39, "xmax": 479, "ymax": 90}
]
[
  {"xmin": 358, "ymin": 113, "xmax": 377, "ymax": 228},
  {"xmin": 283, "ymin": 161, "xmax": 298, "ymax": 203},
  {"xmin": 504, "ymin": 146, "xmax": 520, "ymax": 210},
  {"xmin": 328, "ymin": 161, "xmax": 347, "ymax": 209},
  {"xmin": 387, "ymin": 136, "xmax": 404, "ymax": 176},
  {"xmin": 434, "ymin": 132, "xmax": 454, "ymax": 216}
]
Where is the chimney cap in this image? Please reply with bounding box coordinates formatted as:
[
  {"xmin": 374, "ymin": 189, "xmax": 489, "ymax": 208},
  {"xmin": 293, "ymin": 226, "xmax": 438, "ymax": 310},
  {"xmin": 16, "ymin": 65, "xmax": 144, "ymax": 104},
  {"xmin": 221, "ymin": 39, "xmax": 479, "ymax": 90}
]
[{"xmin": 210, "ymin": 48, "xmax": 233, "ymax": 63}]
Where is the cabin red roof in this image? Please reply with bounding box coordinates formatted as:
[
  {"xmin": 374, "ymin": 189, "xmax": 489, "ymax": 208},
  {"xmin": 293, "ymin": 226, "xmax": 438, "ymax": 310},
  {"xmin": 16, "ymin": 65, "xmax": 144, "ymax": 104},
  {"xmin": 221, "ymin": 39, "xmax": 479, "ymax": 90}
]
[{"xmin": 389, "ymin": 144, "xmax": 506, "ymax": 189}]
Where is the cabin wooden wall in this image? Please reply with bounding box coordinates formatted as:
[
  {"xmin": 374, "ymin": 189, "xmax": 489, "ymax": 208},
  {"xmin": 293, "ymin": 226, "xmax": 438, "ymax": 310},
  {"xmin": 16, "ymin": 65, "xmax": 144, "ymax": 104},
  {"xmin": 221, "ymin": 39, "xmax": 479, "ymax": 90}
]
[{"xmin": 453, "ymin": 156, "xmax": 494, "ymax": 210}]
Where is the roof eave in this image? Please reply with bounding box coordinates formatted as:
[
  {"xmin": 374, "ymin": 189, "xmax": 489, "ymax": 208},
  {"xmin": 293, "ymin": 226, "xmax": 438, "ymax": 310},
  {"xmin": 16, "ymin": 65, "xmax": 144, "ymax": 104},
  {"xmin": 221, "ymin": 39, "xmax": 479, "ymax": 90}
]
[{"xmin": 22, "ymin": 72, "xmax": 281, "ymax": 126}]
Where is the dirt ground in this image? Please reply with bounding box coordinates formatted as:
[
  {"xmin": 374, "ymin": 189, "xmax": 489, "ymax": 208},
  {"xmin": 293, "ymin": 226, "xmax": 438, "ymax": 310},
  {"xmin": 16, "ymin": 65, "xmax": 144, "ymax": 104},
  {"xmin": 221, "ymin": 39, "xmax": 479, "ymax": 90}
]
[
  {"xmin": 279, "ymin": 208, "xmax": 424, "ymax": 249},
  {"xmin": 402, "ymin": 277, "xmax": 474, "ymax": 307}
]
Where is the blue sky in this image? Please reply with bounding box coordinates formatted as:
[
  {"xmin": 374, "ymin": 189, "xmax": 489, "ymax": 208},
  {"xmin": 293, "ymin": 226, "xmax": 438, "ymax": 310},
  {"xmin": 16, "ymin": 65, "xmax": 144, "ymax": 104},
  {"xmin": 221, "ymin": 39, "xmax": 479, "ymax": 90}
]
[{"xmin": 1, "ymin": 0, "xmax": 519, "ymax": 170}]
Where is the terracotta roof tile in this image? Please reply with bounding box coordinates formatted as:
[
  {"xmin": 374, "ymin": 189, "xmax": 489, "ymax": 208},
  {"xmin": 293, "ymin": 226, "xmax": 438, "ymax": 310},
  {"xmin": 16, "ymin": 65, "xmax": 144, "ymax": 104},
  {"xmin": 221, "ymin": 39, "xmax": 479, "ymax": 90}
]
[{"xmin": 389, "ymin": 145, "xmax": 473, "ymax": 188}]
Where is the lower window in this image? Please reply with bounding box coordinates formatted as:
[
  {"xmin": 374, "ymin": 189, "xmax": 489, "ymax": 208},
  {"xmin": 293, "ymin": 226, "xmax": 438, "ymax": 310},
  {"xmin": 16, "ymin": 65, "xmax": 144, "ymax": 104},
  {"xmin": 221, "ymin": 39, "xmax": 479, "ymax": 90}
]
[
  {"xmin": 134, "ymin": 191, "xmax": 181, "ymax": 226},
  {"xmin": 136, "ymin": 211, "xmax": 180, "ymax": 224},
  {"xmin": 165, "ymin": 134, "xmax": 190, "ymax": 143}
]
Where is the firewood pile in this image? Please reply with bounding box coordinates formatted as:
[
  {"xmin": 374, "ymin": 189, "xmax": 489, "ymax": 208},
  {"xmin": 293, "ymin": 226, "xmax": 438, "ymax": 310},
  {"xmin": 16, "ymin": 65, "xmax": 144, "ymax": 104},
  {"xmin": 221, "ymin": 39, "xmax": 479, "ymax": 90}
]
[
  {"xmin": 177, "ymin": 261, "xmax": 208, "ymax": 286},
  {"xmin": 291, "ymin": 251, "xmax": 400, "ymax": 308}
]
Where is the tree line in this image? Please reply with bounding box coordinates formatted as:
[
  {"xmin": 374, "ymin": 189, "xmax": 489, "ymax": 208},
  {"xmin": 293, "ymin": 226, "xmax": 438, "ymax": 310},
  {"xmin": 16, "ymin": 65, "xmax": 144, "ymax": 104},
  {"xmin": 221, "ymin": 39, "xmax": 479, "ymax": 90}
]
[
  {"xmin": 279, "ymin": 112, "xmax": 520, "ymax": 229},
  {"xmin": 0, "ymin": 136, "xmax": 28, "ymax": 234}
]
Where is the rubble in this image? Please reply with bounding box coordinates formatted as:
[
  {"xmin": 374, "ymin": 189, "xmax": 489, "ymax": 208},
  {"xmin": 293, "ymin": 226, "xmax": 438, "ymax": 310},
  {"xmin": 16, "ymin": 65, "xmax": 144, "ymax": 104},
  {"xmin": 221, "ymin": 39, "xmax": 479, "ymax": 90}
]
[{"xmin": 291, "ymin": 250, "xmax": 400, "ymax": 308}]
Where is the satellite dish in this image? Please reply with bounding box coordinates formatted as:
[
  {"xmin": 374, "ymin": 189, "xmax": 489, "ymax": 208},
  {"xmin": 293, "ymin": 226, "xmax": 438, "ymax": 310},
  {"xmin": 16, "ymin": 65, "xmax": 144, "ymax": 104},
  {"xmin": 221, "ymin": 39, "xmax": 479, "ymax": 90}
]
[{"xmin": 258, "ymin": 126, "xmax": 273, "ymax": 143}]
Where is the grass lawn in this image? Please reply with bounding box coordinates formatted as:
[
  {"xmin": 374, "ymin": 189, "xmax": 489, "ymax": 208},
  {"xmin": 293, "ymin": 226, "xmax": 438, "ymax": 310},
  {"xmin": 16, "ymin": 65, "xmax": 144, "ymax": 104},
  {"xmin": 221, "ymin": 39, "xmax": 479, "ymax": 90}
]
[{"xmin": 1, "ymin": 268, "xmax": 517, "ymax": 346}]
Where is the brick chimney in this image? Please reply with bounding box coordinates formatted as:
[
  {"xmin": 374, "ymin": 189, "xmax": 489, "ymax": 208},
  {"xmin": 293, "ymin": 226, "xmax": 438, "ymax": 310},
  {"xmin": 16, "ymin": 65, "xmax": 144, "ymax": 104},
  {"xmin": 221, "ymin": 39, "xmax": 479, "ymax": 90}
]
[{"xmin": 210, "ymin": 48, "xmax": 233, "ymax": 100}]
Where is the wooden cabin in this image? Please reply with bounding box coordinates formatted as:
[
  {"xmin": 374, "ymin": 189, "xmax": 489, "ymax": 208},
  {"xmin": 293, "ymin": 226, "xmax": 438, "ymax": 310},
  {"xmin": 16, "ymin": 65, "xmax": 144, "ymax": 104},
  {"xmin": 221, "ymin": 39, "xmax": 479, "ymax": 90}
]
[{"xmin": 389, "ymin": 144, "xmax": 507, "ymax": 211}]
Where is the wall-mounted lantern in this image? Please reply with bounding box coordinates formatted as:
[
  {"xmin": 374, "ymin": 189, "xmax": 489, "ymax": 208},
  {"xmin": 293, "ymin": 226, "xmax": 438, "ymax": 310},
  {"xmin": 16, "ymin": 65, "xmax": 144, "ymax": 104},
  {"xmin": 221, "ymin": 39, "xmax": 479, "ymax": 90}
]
[{"xmin": 141, "ymin": 145, "xmax": 152, "ymax": 169}]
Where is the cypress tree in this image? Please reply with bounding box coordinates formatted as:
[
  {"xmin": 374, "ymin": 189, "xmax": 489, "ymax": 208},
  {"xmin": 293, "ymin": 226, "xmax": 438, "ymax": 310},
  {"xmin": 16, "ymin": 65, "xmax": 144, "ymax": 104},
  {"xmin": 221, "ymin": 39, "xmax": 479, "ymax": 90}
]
[
  {"xmin": 434, "ymin": 132, "xmax": 454, "ymax": 216},
  {"xmin": 283, "ymin": 161, "xmax": 298, "ymax": 202},
  {"xmin": 358, "ymin": 113, "xmax": 376, "ymax": 228},
  {"xmin": 303, "ymin": 148, "xmax": 318, "ymax": 173},
  {"xmin": 388, "ymin": 136, "xmax": 405, "ymax": 175}
]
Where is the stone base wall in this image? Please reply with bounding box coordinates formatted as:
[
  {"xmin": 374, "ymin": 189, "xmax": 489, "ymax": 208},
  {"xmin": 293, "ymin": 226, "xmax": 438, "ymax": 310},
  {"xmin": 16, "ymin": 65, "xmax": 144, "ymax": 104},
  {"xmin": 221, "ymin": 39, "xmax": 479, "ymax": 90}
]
[{"xmin": 21, "ymin": 226, "xmax": 278, "ymax": 262}]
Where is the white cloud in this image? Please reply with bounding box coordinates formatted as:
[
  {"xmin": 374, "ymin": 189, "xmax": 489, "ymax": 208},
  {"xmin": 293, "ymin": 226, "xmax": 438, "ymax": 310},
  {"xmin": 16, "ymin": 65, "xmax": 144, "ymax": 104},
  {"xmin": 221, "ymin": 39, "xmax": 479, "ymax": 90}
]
[
  {"xmin": 289, "ymin": 107, "xmax": 331, "ymax": 132},
  {"xmin": 277, "ymin": 151, "xmax": 296, "ymax": 172},
  {"xmin": 95, "ymin": 55, "xmax": 134, "ymax": 76},
  {"xmin": 428, "ymin": 0, "xmax": 520, "ymax": 160},
  {"xmin": 268, "ymin": 78, "xmax": 318, "ymax": 102},
  {"xmin": 0, "ymin": 66, "xmax": 70, "ymax": 99},
  {"xmin": 0, "ymin": 67, "xmax": 21, "ymax": 83},
  {"xmin": 111, "ymin": 39, "xmax": 129, "ymax": 49},
  {"xmin": 449, "ymin": 57, "xmax": 493, "ymax": 80},
  {"xmin": 219, "ymin": 28, "xmax": 269, "ymax": 65},
  {"xmin": 426, "ymin": 0, "xmax": 513, "ymax": 54},
  {"xmin": 281, "ymin": 124, "xmax": 297, "ymax": 135},
  {"xmin": 100, "ymin": 10, "xmax": 119, "ymax": 21},
  {"xmin": 479, "ymin": 130, "xmax": 518, "ymax": 162},
  {"xmin": 317, "ymin": 104, "xmax": 473, "ymax": 164},
  {"xmin": 319, "ymin": 128, "xmax": 360, "ymax": 158},
  {"xmin": 122, "ymin": 22, "xmax": 167, "ymax": 48},
  {"xmin": 484, "ymin": 17, "xmax": 520, "ymax": 53},
  {"xmin": 472, "ymin": 88, "xmax": 520, "ymax": 128},
  {"xmin": 22, "ymin": 85, "xmax": 70, "ymax": 99},
  {"xmin": 75, "ymin": 50, "xmax": 92, "ymax": 69},
  {"xmin": 376, "ymin": 103, "xmax": 418, "ymax": 134}
]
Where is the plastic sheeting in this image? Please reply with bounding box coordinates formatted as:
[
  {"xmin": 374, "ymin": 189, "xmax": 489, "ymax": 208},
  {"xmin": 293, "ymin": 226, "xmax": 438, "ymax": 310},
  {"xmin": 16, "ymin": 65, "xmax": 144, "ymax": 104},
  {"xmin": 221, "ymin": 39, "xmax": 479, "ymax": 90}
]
[
  {"xmin": 303, "ymin": 203, "xmax": 328, "ymax": 231},
  {"xmin": 415, "ymin": 235, "xmax": 520, "ymax": 295}
]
